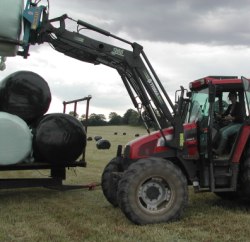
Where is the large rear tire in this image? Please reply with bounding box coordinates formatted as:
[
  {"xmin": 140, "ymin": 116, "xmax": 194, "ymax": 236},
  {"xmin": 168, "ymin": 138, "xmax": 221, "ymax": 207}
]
[
  {"xmin": 117, "ymin": 157, "xmax": 188, "ymax": 225},
  {"xmin": 240, "ymin": 157, "xmax": 250, "ymax": 198},
  {"xmin": 101, "ymin": 157, "xmax": 123, "ymax": 207}
]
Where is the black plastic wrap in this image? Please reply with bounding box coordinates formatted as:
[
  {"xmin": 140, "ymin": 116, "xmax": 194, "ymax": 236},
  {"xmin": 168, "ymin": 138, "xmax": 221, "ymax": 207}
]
[
  {"xmin": 33, "ymin": 113, "xmax": 86, "ymax": 164},
  {"xmin": 96, "ymin": 139, "xmax": 111, "ymax": 150},
  {"xmin": 0, "ymin": 71, "xmax": 51, "ymax": 124}
]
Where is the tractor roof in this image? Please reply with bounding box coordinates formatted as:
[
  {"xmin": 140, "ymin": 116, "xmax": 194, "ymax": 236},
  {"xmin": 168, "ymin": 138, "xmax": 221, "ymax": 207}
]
[{"xmin": 189, "ymin": 76, "xmax": 245, "ymax": 91}]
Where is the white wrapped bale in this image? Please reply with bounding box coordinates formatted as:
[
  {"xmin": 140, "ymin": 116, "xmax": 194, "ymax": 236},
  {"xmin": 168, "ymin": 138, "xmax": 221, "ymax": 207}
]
[
  {"xmin": 0, "ymin": 0, "xmax": 24, "ymax": 56},
  {"xmin": 0, "ymin": 112, "xmax": 32, "ymax": 165}
]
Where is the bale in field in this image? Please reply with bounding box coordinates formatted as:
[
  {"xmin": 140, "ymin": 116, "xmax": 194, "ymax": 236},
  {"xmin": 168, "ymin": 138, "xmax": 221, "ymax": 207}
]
[
  {"xmin": 135, "ymin": 134, "xmax": 140, "ymax": 137},
  {"xmin": 94, "ymin": 135, "xmax": 102, "ymax": 141},
  {"xmin": 96, "ymin": 139, "xmax": 111, "ymax": 150},
  {"xmin": 114, "ymin": 132, "xmax": 118, "ymax": 135},
  {"xmin": 123, "ymin": 132, "xmax": 126, "ymax": 135},
  {"xmin": 87, "ymin": 136, "xmax": 93, "ymax": 141}
]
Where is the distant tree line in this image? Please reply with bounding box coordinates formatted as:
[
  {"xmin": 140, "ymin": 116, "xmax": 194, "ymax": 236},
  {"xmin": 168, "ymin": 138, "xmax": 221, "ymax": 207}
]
[{"xmin": 69, "ymin": 109, "xmax": 143, "ymax": 126}]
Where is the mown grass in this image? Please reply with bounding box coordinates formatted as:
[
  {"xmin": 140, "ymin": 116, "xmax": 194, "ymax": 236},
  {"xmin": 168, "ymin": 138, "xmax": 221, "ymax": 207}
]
[{"xmin": 0, "ymin": 125, "xmax": 250, "ymax": 241}]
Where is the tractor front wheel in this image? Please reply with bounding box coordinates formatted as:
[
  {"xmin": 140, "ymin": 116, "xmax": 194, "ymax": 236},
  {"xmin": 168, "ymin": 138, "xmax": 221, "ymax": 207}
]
[{"xmin": 117, "ymin": 157, "xmax": 188, "ymax": 225}]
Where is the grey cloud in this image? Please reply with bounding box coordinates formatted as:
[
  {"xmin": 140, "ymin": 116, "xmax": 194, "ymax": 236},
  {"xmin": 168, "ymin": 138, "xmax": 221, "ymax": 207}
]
[{"xmin": 47, "ymin": 0, "xmax": 250, "ymax": 45}]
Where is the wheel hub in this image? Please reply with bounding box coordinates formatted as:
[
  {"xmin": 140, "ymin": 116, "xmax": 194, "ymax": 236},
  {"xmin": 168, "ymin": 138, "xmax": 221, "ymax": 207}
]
[
  {"xmin": 138, "ymin": 178, "xmax": 171, "ymax": 212},
  {"xmin": 146, "ymin": 185, "xmax": 161, "ymax": 201}
]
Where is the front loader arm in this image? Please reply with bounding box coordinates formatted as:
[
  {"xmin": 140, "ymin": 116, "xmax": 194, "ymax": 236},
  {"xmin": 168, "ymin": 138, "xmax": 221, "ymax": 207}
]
[{"xmin": 34, "ymin": 15, "xmax": 175, "ymax": 131}]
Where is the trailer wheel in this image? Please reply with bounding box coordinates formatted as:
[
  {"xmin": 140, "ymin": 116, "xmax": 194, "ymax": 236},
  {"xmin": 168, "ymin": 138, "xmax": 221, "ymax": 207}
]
[
  {"xmin": 117, "ymin": 157, "xmax": 188, "ymax": 225},
  {"xmin": 101, "ymin": 157, "xmax": 123, "ymax": 207},
  {"xmin": 240, "ymin": 157, "xmax": 250, "ymax": 198}
]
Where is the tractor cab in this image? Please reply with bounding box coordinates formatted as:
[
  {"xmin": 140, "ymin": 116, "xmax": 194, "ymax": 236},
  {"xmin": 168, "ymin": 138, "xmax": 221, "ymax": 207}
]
[
  {"xmin": 188, "ymin": 76, "xmax": 247, "ymax": 157},
  {"xmin": 187, "ymin": 76, "xmax": 250, "ymax": 191}
]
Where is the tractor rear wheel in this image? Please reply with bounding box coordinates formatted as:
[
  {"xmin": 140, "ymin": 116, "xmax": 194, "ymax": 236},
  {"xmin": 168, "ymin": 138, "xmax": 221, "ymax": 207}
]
[
  {"xmin": 240, "ymin": 157, "xmax": 250, "ymax": 198},
  {"xmin": 117, "ymin": 157, "xmax": 188, "ymax": 225},
  {"xmin": 101, "ymin": 157, "xmax": 123, "ymax": 207}
]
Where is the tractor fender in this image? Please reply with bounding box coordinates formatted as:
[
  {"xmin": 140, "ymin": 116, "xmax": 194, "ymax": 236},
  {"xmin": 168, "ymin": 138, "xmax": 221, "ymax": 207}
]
[
  {"xmin": 231, "ymin": 125, "xmax": 250, "ymax": 163},
  {"xmin": 153, "ymin": 149, "xmax": 197, "ymax": 185}
]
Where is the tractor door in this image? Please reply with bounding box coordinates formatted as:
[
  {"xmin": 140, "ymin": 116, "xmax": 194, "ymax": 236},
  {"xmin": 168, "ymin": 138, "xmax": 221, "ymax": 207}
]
[
  {"xmin": 184, "ymin": 88, "xmax": 210, "ymax": 160},
  {"xmin": 183, "ymin": 87, "xmax": 213, "ymax": 187}
]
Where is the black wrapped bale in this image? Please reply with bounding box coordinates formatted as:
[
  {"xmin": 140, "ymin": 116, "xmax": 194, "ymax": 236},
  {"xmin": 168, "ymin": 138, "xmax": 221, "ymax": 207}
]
[
  {"xmin": 0, "ymin": 71, "xmax": 51, "ymax": 124},
  {"xmin": 96, "ymin": 139, "xmax": 111, "ymax": 150},
  {"xmin": 87, "ymin": 136, "xmax": 93, "ymax": 141},
  {"xmin": 94, "ymin": 135, "xmax": 102, "ymax": 141},
  {"xmin": 33, "ymin": 113, "xmax": 86, "ymax": 164}
]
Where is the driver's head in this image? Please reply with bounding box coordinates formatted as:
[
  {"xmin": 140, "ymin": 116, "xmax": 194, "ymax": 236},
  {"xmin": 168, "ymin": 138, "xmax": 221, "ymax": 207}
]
[{"xmin": 228, "ymin": 91, "xmax": 237, "ymax": 101}]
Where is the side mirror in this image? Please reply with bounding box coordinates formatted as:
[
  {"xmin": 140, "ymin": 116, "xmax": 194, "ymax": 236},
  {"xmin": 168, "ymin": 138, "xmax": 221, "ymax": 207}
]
[
  {"xmin": 175, "ymin": 89, "xmax": 182, "ymax": 103},
  {"xmin": 175, "ymin": 86, "xmax": 188, "ymax": 103}
]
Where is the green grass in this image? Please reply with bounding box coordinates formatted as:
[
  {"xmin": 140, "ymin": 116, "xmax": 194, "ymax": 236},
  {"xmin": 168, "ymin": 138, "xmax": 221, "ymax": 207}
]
[{"xmin": 0, "ymin": 125, "xmax": 250, "ymax": 241}]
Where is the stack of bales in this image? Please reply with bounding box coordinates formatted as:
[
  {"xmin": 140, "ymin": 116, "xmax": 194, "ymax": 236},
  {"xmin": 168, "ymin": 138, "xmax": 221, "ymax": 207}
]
[
  {"xmin": 0, "ymin": 71, "xmax": 86, "ymax": 166},
  {"xmin": 0, "ymin": 1, "xmax": 86, "ymax": 165}
]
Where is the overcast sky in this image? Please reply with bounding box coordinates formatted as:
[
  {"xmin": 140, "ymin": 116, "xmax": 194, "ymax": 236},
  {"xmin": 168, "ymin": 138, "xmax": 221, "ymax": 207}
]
[{"xmin": 1, "ymin": 0, "xmax": 250, "ymax": 119}]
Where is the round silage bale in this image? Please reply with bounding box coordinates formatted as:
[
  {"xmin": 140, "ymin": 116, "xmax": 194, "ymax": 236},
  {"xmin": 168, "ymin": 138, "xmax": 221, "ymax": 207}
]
[
  {"xmin": 96, "ymin": 139, "xmax": 111, "ymax": 150},
  {"xmin": 0, "ymin": 112, "xmax": 32, "ymax": 165},
  {"xmin": 33, "ymin": 113, "xmax": 86, "ymax": 164},
  {"xmin": 0, "ymin": 0, "xmax": 24, "ymax": 56},
  {"xmin": 0, "ymin": 71, "xmax": 51, "ymax": 124},
  {"xmin": 94, "ymin": 135, "xmax": 102, "ymax": 141}
]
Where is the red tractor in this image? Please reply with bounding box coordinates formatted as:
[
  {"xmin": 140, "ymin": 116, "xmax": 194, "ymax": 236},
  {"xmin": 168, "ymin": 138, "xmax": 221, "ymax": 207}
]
[{"xmin": 102, "ymin": 76, "xmax": 250, "ymax": 224}]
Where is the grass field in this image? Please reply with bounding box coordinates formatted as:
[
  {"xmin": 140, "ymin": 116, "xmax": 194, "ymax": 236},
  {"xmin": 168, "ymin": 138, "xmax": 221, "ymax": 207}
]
[{"xmin": 1, "ymin": 125, "xmax": 250, "ymax": 241}]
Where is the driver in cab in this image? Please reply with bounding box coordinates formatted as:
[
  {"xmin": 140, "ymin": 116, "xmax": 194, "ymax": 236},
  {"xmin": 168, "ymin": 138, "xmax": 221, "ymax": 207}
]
[{"xmin": 213, "ymin": 91, "xmax": 244, "ymax": 156}]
